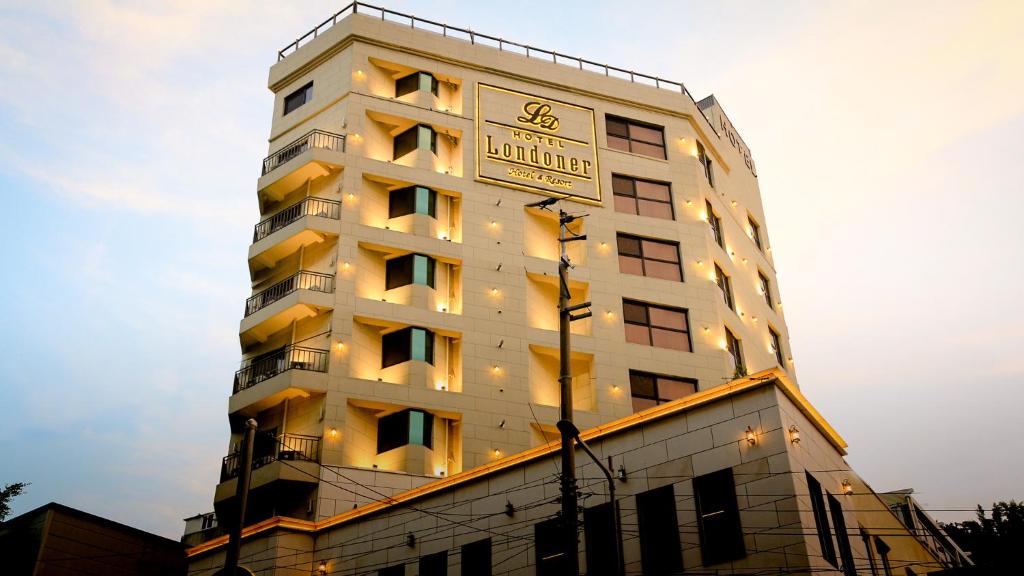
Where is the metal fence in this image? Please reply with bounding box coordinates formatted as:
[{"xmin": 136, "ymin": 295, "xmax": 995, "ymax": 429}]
[
  {"xmin": 244, "ymin": 271, "xmax": 335, "ymax": 316},
  {"xmin": 233, "ymin": 345, "xmax": 329, "ymax": 394},
  {"xmin": 261, "ymin": 129, "xmax": 345, "ymax": 176},
  {"xmin": 220, "ymin": 433, "xmax": 322, "ymax": 481},
  {"xmin": 252, "ymin": 197, "xmax": 340, "ymax": 243}
]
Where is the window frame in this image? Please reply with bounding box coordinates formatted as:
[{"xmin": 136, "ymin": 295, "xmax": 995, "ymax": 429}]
[
  {"xmin": 714, "ymin": 263, "xmax": 735, "ymax": 311},
  {"xmin": 725, "ymin": 326, "xmax": 745, "ymax": 376},
  {"xmin": 748, "ymin": 215, "xmax": 763, "ymax": 251},
  {"xmin": 461, "ymin": 538, "xmax": 491, "ymax": 576},
  {"xmin": 628, "ymin": 370, "xmax": 697, "ymax": 412},
  {"xmin": 828, "ymin": 493, "xmax": 857, "ymax": 576},
  {"xmin": 385, "ymin": 253, "xmax": 436, "ymax": 290},
  {"xmin": 636, "ymin": 485, "xmax": 683, "ymax": 575},
  {"xmin": 395, "ymin": 71, "xmax": 439, "ymax": 98},
  {"xmin": 583, "ymin": 502, "xmax": 619, "ymax": 576},
  {"xmin": 758, "ymin": 270, "xmax": 773, "ymax": 309},
  {"xmin": 283, "ymin": 82, "xmax": 313, "ymax": 116},
  {"xmin": 389, "ymin": 185, "xmax": 438, "ymax": 219},
  {"xmin": 706, "ymin": 200, "xmax": 724, "ymax": 248},
  {"xmin": 535, "ymin": 517, "xmax": 568, "ymax": 576},
  {"xmin": 616, "ymin": 233, "xmax": 683, "ymax": 282},
  {"xmin": 622, "ymin": 299, "xmax": 693, "ymax": 352},
  {"xmin": 696, "ymin": 140, "xmax": 715, "ymax": 187},
  {"xmin": 393, "ymin": 124, "xmax": 438, "ymax": 160},
  {"xmin": 605, "ymin": 115, "xmax": 667, "ymax": 159},
  {"xmin": 693, "ymin": 467, "xmax": 746, "ymax": 566},
  {"xmin": 769, "ymin": 326, "xmax": 785, "ymax": 367},
  {"xmin": 376, "ymin": 408, "xmax": 434, "ymax": 454},
  {"xmin": 611, "ymin": 174, "xmax": 675, "ymax": 220},
  {"xmin": 381, "ymin": 326, "xmax": 435, "ymax": 368},
  {"xmin": 419, "ymin": 550, "xmax": 447, "ymax": 576},
  {"xmin": 807, "ymin": 472, "xmax": 839, "ymax": 568}
]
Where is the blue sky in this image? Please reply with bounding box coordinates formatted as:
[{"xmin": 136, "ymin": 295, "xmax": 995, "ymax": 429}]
[{"xmin": 1, "ymin": 1, "xmax": 1021, "ymax": 538}]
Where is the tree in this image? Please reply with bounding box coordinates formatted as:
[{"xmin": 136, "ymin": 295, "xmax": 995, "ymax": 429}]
[
  {"xmin": 0, "ymin": 482, "xmax": 28, "ymax": 521},
  {"xmin": 942, "ymin": 500, "xmax": 1024, "ymax": 569}
]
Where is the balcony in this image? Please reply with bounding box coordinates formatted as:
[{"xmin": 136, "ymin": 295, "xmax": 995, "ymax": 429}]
[
  {"xmin": 240, "ymin": 272, "xmax": 335, "ymax": 345},
  {"xmin": 249, "ymin": 197, "xmax": 340, "ymax": 274},
  {"xmin": 215, "ymin": 434, "xmax": 321, "ymax": 503},
  {"xmin": 230, "ymin": 346, "xmax": 329, "ymax": 416},
  {"xmin": 258, "ymin": 130, "xmax": 346, "ymax": 203}
]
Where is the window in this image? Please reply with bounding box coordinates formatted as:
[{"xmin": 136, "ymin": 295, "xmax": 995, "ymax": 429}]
[
  {"xmin": 636, "ymin": 485, "xmax": 683, "ymax": 575},
  {"xmin": 535, "ymin": 518, "xmax": 568, "ymax": 576},
  {"xmin": 758, "ymin": 271, "xmax": 773, "ymax": 309},
  {"xmin": 283, "ymin": 82, "xmax": 313, "ymax": 115},
  {"xmin": 377, "ymin": 409, "xmax": 434, "ymax": 453},
  {"xmin": 748, "ymin": 216, "xmax": 763, "ymax": 251},
  {"xmin": 874, "ymin": 537, "xmax": 893, "ymax": 576},
  {"xmin": 394, "ymin": 124, "xmax": 437, "ymax": 160},
  {"xmin": 461, "ymin": 538, "xmax": 491, "ymax": 576},
  {"xmin": 378, "ymin": 565, "xmax": 404, "ymax": 576},
  {"xmin": 828, "ymin": 494, "xmax": 857, "ymax": 576},
  {"xmin": 694, "ymin": 468, "xmax": 745, "ymax": 565},
  {"xmin": 769, "ymin": 327, "xmax": 785, "ymax": 367},
  {"xmin": 706, "ymin": 201, "xmax": 724, "ymax": 247},
  {"xmin": 396, "ymin": 71, "xmax": 439, "ymax": 97},
  {"xmin": 806, "ymin": 473, "xmax": 838, "ymax": 567},
  {"xmin": 623, "ymin": 300, "xmax": 692, "ymax": 352},
  {"xmin": 611, "ymin": 174, "xmax": 674, "ymax": 219},
  {"xmin": 584, "ymin": 502, "xmax": 618, "ymax": 576},
  {"xmin": 714, "ymin": 264, "xmax": 734, "ymax": 311},
  {"xmin": 860, "ymin": 528, "xmax": 879, "ymax": 576},
  {"xmin": 696, "ymin": 140, "xmax": 714, "ymax": 186},
  {"xmin": 386, "ymin": 254, "xmax": 436, "ymax": 290},
  {"xmin": 617, "ymin": 234, "xmax": 682, "ymax": 281},
  {"xmin": 606, "ymin": 115, "xmax": 666, "ymax": 159},
  {"xmin": 389, "ymin": 185, "xmax": 437, "ymax": 219},
  {"xmin": 629, "ymin": 370, "xmax": 697, "ymax": 412},
  {"xmin": 725, "ymin": 327, "xmax": 745, "ymax": 377},
  {"xmin": 382, "ymin": 327, "xmax": 434, "ymax": 367},
  {"xmin": 419, "ymin": 550, "xmax": 447, "ymax": 576}
]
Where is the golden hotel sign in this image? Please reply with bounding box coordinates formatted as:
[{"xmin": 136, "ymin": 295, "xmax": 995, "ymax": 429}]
[{"xmin": 476, "ymin": 84, "xmax": 601, "ymax": 204}]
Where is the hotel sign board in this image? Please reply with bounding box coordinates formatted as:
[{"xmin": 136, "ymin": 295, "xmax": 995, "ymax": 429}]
[{"xmin": 476, "ymin": 84, "xmax": 601, "ymax": 204}]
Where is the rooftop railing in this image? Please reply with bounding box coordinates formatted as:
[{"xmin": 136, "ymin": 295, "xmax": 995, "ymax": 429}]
[
  {"xmin": 244, "ymin": 271, "xmax": 335, "ymax": 317},
  {"xmin": 278, "ymin": 2, "xmax": 701, "ymax": 105},
  {"xmin": 253, "ymin": 197, "xmax": 340, "ymax": 243},
  {"xmin": 220, "ymin": 433, "xmax": 322, "ymax": 482},
  {"xmin": 233, "ymin": 345, "xmax": 329, "ymax": 394},
  {"xmin": 262, "ymin": 129, "xmax": 345, "ymax": 176}
]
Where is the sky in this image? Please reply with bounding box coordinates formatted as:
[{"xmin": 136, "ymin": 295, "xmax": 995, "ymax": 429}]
[{"xmin": 0, "ymin": 0, "xmax": 1020, "ymax": 539}]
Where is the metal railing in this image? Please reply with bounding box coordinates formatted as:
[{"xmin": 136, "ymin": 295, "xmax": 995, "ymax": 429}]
[
  {"xmin": 262, "ymin": 129, "xmax": 345, "ymax": 176},
  {"xmin": 220, "ymin": 433, "xmax": 322, "ymax": 482},
  {"xmin": 253, "ymin": 197, "xmax": 340, "ymax": 243},
  {"xmin": 233, "ymin": 345, "xmax": 329, "ymax": 394},
  {"xmin": 244, "ymin": 271, "xmax": 335, "ymax": 317},
  {"xmin": 277, "ymin": 2, "xmax": 701, "ymax": 105}
]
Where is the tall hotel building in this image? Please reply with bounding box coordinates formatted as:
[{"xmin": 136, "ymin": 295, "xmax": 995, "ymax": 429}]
[{"xmin": 186, "ymin": 4, "xmax": 970, "ymax": 575}]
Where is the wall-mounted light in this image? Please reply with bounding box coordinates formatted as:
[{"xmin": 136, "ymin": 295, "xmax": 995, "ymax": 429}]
[
  {"xmin": 696, "ymin": 259, "xmax": 704, "ymax": 266},
  {"xmin": 730, "ymin": 200, "xmax": 738, "ymax": 207},
  {"xmin": 789, "ymin": 425, "xmax": 801, "ymax": 444},
  {"xmin": 617, "ymin": 464, "xmax": 627, "ymax": 481},
  {"xmin": 336, "ymin": 341, "xmax": 345, "ymax": 350},
  {"xmin": 842, "ymin": 479, "xmax": 854, "ymax": 496},
  {"xmin": 318, "ymin": 560, "xmax": 328, "ymax": 575},
  {"xmin": 489, "ymin": 219, "xmax": 497, "ymax": 227},
  {"xmin": 347, "ymin": 192, "xmax": 355, "ymax": 201},
  {"xmin": 493, "ymin": 448, "xmax": 502, "ymax": 457},
  {"xmin": 751, "ymin": 316, "xmax": 759, "ymax": 322},
  {"xmin": 492, "ymin": 365, "xmax": 501, "ymax": 375},
  {"xmin": 342, "ymin": 261, "xmax": 351, "ymax": 270},
  {"xmin": 491, "ymin": 287, "xmax": 499, "ymax": 295},
  {"xmin": 741, "ymin": 258, "xmax": 748, "ymax": 264},
  {"xmin": 611, "ymin": 384, "xmax": 620, "ymax": 393},
  {"xmin": 329, "ymin": 427, "xmax": 338, "ymax": 439},
  {"xmin": 703, "ymin": 326, "xmax": 710, "ymax": 333},
  {"xmin": 498, "ymin": 419, "xmax": 506, "ymax": 428},
  {"xmin": 685, "ymin": 199, "xmax": 693, "ymax": 206},
  {"xmin": 605, "ymin": 310, "xmax": 614, "ymax": 319},
  {"xmin": 745, "ymin": 426, "xmax": 757, "ymax": 446}
]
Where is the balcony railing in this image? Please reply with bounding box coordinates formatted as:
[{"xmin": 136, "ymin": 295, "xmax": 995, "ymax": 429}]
[
  {"xmin": 253, "ymin": 197, "xmax": 340, "ymax": 243},
  {"xmin": 220, "ymin": 433, "xmax": 322, "ymax": 482},
  {"xmin": 244, "ymin": 271, "xmax": 335, "ymax": 317},
  {"xmin": 233, "ymin": 345, "xmax": 329, "ymax": 394},
  {"xmin": 262, "ymin": 129, "xmax": 346, "ymax": 176}
]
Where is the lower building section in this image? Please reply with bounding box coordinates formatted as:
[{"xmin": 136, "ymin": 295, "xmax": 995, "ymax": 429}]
[{"xmin": 186, "ymin": 369, "xmax": 970, "ymax": 575}]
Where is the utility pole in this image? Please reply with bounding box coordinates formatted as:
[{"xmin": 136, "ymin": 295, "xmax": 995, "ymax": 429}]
[{"xmin": 223, "ymin": 418, "xmax": 257, "ymax": 575}]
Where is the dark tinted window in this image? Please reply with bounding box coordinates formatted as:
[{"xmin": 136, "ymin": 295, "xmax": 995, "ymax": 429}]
[
  {"xmin": 829, "ymin": 494, "xmax": 857, "ymax": 576},
  {"xmin": 715, "ymin": 264, "xmax": 734, "ymax": 311},
  {"xmin": 629, "ymin": 370, "xmax": 697, "ymax": 412},
  {"xmin": 748, "ymin": 216, "xmax": 763, "ymax": 250},
  {"xmin": 283, "ymin": 82, "xmax": 313, "ymax": 115},
  {"xmin": 617, "ymin": 233, "xmax": 682, "ymax": 281},
  {"xmin": 623, "ymin": 299, "xmax": 691, "ymax": 352},
  {"xmin": 377, "ymin": 409, "xmax": 434, "ymax": 453},
  {"xmin": 759, "ymin": 271, "xmax": 773, "ymax": 309},
  {"xmin": 389, "ymin": 185, "xmax": 437, "ymax": 219},
  {"xmin": 770, "ymin": 327, "xmax": 785, "ymax": 366},
  {"xmin": 535, "ymin": 517, "xmax": 568, "ymax": 576},
  {"xmin": 807, "ymin": 473, "xmax": 838, "ymax": 567},
  {"xmin": 378, "ymin": 564, "xmax": 404, "ymax": 576},
  {"xmin": 636, "ymin": 485, "xmax": 683, "ymax": 575},
  {"xmin": 396, "ymin": 71, "xmax": 439, "ymax": 97},
  {"xmin": 386, "ymin": 254, "xmax": 436, "ymax": 290},
  {"xmin": 696, "ymin": 140, "xmax": 714, "ymax": 186},
  {"xmin": 382, "ymin": 327, "xmax": 434, "ymax": 368},
  {"xmin": 706, "ymin": 200, "xmax": 724, "ymax": 247},
  {"xmin": 694, "ymin": 468, "xmax": 745, "ymax": 565},
  {"xmin": 584, "ymin": 502, "xmax": 618, "ymax": 576},
  {"xmin": 394, "ymin": 125, "xmax": 437, "ymax": 160},
  {"xmin": 611, "ymin": 174, "xmax": 673, "ymax": 219},
  {"xmin": 606, "ymin": 115, "xmax": 666, "ymax": 159},
  {"xmin": 419, "ymin": 550, "xmax": 447, "ymax": 576},
  {"xmin": 725, "ymin": 327, "xmax": 744, "ymax": 376},
  {"xmin": 461, "ymin": 538, "xmax": 491, "ymax": 576}
]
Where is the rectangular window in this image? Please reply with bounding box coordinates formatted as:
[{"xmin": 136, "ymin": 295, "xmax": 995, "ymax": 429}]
[
  {"xmin": 748, "ymin": 216, "xmax": 763, "ymax": 250},
  {"xmin": 758, "ymin": 271, "xmax": 773, "ymax": 309},
  {"xmin": 382, "ymin": 327, "xmax": 434, "ymax": 368},
  {"xmin": 806, "ymin": 473, "xmax": 838, "ymax": 567},
  {"xmin": 377, "ymin": 409, "xmax": 434, "ymax": 453},
  {"xmin": 636, "ymin": 485, "xmax": 683, "ymax": 575},
  {"xmin": 535, "ymin": 518, "xmax": 568, "ymax": 576},
  {"xmin": 828, "ymin": 494, "xmax": 857, "ymax": 576},
  {"xmin": 584, "ymin": 502, "xmax": 618, "ymax": 576},
  {"xmin": 461, "ymin": 538, "xmax": 491, "ymax": 576},
  {"xmin": 616, "ymin": 233, "xmax": 682, "ymax": 281},
  {"xmin": 606, "ymin": 115, "xmax": 666, "ymax": 159},
  {"xmin": 725, "ymin": 327, "xmax": 745, "ymax": 376},
  {"xmin": 283, "ymin": 82, "xmax": 313, "ymax": 115},
  {"xmin": 696, "ymin": 140, "xmax": 714, "ymax": 186},
  {"xmin": 389, "ymin": 185, "xmax": 438, "ymax": 219},
  {"xmin": 769, "ymin": 326, "xmax": 785, "ymax": 367},
  {"xmin": 611, "ymin": 174, "xmax": 674, "ymax": 220},
  {"xmin": 395, "ymin": 71, "xmax": 439, "ymax": 97},
  {"xmin": 875, "ymin": 537, "xmax": 893, "ymax": 576},
  {"xmin": 623, "ymin": 300, "xmax": 692, "ymax": 352},
  {"xmin": 419, "ymin": 550, "xmax": 447, "ymax": 576},
  {"xmin": 706, "ymin": 200, "xmax": 724, "ymax": 247},
  {"xmin": 715, "ymin": 264, "xmax": 735, "ymax": 311},
  {"xmin": 394, "ymin": 124, "xmax": 437, "ymax": 160},
  {"xmin": 860, "ymin": 528, "xmax": 879, "ymax": 576},
  {"xmin": 629, "ymin": 370, "xmax": 697, "ymax": 412},
  {"xmin": 694, "ymin": 468, "xmax": 746, "ymax": 565},
  {"xmin": 386, "ymin": 254, "xmax": 436, "ymax": 290},
  {"xmin": 378, "ymin": 564, "xmax": 404, "ymax": 576}
]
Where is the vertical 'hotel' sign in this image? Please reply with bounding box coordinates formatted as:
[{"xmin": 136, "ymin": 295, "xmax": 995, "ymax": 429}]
[{"xmin": 476, "ymin": 84, "xmax": 601, "ymax": 204}]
